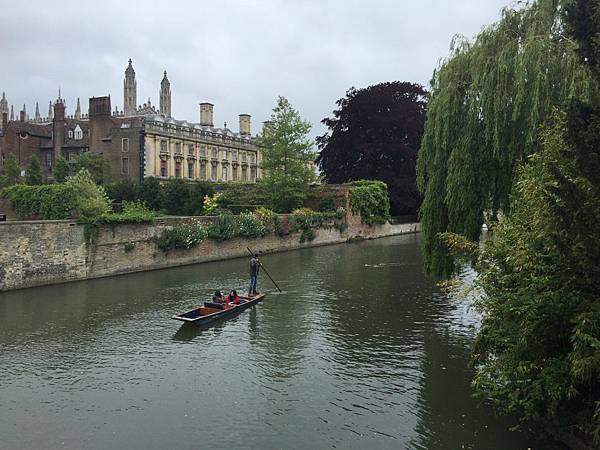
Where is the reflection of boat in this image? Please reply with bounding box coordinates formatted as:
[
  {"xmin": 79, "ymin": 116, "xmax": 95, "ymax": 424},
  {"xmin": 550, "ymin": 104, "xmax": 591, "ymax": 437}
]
[{"xmin": 172, "ymin": 294, "xmax": 266, "ymax": 326}]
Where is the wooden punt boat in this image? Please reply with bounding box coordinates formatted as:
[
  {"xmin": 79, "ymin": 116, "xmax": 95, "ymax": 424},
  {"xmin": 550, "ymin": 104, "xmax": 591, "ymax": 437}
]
[{"xmin": 172, "ymin": 293, "xmax": 266, "ymax": 326}]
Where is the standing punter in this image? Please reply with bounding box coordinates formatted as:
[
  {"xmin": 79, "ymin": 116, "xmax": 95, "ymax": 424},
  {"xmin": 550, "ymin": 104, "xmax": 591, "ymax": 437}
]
[{"xmin": 248, "ymin": 252, "xmax": 261, "ymax": 297}]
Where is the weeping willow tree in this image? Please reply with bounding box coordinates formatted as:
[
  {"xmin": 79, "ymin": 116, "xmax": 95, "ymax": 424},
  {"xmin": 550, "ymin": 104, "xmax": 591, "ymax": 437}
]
[{"xmin": 417, "ymin": 0, "xmax": 596, "ymax": 276}]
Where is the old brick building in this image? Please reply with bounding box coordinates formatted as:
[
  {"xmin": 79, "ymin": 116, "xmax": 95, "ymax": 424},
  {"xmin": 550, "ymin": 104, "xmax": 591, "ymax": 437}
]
[{"xmin": 0, "ymin": 59, "xmax": 262, "ymax": 182}]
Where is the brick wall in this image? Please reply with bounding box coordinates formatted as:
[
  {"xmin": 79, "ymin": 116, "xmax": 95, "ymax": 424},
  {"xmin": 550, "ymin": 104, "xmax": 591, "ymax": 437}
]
[{"xmin": 0, "ymin": 214, "xmax": 420, "ymax": 292}]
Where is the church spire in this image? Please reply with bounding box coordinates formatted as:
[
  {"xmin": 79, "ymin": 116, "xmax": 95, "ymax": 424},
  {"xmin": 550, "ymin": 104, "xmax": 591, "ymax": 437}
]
[
  {"xmin": 124, "ymin": 58, "xmax": 137, "ymax": 116},
  {"xmin": 10, "ymin": 105, "xmax": 14, "ymax": 121},
  {"xmin": 48, "ymin": 101, "xmax": 53, "ymax": 120},
  {"xmin": 159, "ymin": 70, "xmax": 171, "ymax": 117},
  {"xmin": 35, "ymin": 102, "xmax": 41, "ymax": 120},
  {"xmin": 75, "ymin": 97, "xmax": 81, "ymax": 119},
  {"xmin": 0, "ymin": 92, "xmax": 8, "ymax": 117}
]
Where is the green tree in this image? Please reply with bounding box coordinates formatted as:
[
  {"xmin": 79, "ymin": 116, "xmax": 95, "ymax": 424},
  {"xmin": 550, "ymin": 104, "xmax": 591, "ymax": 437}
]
[
  {"xmin": 25, "ymin": 155, "xmax": 43, "ymax": 185},
  {"xmin": 161, "ymin": 178, "xmax": 190, "ymax": 215},
  {"xmin": 3, "ymin": 154, "xmax": 22, "ymax": 186},
  {"xmin": 416, "ymin": 0, "xmax": 595, "ymax": 276},
  {"xmin": 105, "ymin": 179, "xmax": 139, "ymax": 206},
  {"xmin": 256, "ymin": 96, "xmax": 316, "ymax": 212},
  {"xmin": 450, "ymin": 114, "xmax": 600, "ymax": 445},
  {"xmin": 139, "ymin": 177, "xmax": 163, "ymax": 211},
  {"xmin": 73, "ymin": 153, "xmax": 111, "ymax": 184},
  {"xmin": 53, "ymin": 157, "xmax": 70, "ymax": 183}
]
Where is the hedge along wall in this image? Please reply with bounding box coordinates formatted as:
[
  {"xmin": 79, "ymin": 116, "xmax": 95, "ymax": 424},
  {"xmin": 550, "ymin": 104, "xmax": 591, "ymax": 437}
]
[{"xmin": 0, "ymin": 212, "xmax": 419, "ymax": 292}]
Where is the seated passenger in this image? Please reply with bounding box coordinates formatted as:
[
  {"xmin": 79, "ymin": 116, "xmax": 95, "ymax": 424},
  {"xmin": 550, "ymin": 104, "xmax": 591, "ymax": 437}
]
[
  {"xmin": 229, "ymin": 290, "xmax": 241, "ymax": 305},
  {"xmin": 212, "ymin": 290, "xmax": 224, "ymax": 304}
]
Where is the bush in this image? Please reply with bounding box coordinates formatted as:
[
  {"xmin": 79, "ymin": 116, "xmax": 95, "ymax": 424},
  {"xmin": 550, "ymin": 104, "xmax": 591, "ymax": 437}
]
[
  {"xmin": 105, "ymin": 180, "xmax": 139, "ymax": 206},
  {"xmin": 88, "ymin": 201, "xmax": 155, "ymax": 225},
  {"xmin": 349, "ymin": 180, "xmax": 391, "ymax": 225},
  {"xmin": 65, "ymin": 169, "xmax": 111, "ymax": 219},
  {"xmin": 154, "ymin": 223, "xmax": 208, "ymax": 251},
  {"xmin": 2, "ymin": 184, "xmax": 78, "ymax": 220},
  {"xmin": 139, "ymin": 177, "xmax": 163, "ymax": 211}
]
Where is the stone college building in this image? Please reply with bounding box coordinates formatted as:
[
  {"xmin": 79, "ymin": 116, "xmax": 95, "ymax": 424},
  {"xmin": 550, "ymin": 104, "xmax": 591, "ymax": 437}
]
[{"xmin": 0, "ymin": 60, "xmax": 262, "ymax": 183}]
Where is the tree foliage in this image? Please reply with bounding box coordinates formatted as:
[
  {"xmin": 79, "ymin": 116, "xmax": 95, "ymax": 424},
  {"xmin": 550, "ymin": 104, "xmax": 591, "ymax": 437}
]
[
  {"xmin": 417, "ymin": 0, "xmax": 596, "ymax": 276},
  {"xmin": 2, "ymin": 154, "xmax": 22, "ymax": 187},
  {"xmin": 256, "ymin": 96, "xmax": 316, "ymax": 213},
  {"xmin": 53, "ymin": 153, "xmax": 111, "ymax": 184},
  {"xmin": 469, "ymin": 114, "xmax": 600, "ymax": 444},
  {"xmin": 316, "ymin": 82, "xmax": 427, "ymax": 216},
  {"xmin": 25, "ymin": 155, "xmax": 43, "ymax": 185}
]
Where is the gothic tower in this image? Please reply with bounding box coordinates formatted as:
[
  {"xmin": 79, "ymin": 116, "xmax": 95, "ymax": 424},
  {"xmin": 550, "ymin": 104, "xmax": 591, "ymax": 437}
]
[
  {"xmin": 0, "ymin": 92, "xmax": 9, "ymax": 117},
  {"xmin": 124, "ymin": 59, "xmax": 137, "ymax": 116},
  {"xmin": 75, "ymin": 97, "xmax": 81, "ymax": 119},
  {"xmin": 159, "ymin": 71, "xmax": 171, "ymax": 117}
]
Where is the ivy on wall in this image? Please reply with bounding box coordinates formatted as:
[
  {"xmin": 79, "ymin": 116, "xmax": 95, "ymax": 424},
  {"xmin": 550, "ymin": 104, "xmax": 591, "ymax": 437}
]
[{"xmin": 348, "ymin": 180, "xmax": 391, "ymax": 225}]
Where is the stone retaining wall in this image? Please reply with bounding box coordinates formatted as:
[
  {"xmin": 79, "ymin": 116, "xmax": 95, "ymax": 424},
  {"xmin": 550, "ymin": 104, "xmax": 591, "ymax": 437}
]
[{"xmin": 0, "ymin": 215, "xmax": 419, "ymax": 292}]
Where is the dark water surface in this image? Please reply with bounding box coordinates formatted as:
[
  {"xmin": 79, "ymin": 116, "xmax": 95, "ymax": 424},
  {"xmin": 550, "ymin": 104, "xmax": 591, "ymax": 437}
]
[{"xmin": 0, "ymin": 235, "xmax": 559, "ymax": 449}]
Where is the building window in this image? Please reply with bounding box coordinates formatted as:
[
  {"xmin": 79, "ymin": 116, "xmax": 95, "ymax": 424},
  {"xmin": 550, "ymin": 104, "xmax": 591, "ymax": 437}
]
[
  {"xmin": 251, "ymin": 153, "xmax": 256, "ymax": 164},
  {"xmin": 242, "ymin": 152, "xmax": 247, "ymax": 163},
  {"xmin": 175, "ymin": 161, "xmax": 182, "ymax": 177},
  {"xmin": 211, "ymin": 147, "xmax": 217, "ymax": 159},
  {"xmin": 210, "ymin": 164, "xmax": 217, "ymax": 181},
  {"xmin": 160, "ymin": 140, "xmax": 167, "ymax": 153},
  {"xmin": 68, "ymin": 130, "xmax": 73, "ymax": 139},
  {"xmin": 250, "ymin": 167, "xmax": 256, "ymax": 181},
  {"xmin": 222, "ymin": 149, "xmax": 227, "ymax": 160},
  {"xmin": 122, "ymin": 138, "xmax": 129, "ymax": 152},
  {"xmin": 188, "ymin": 161, "xmax": 194, "ymax": 179},
  {"xmin": 222, "ymin": 166, "xmax": 227, "ymax": 181},
  {"xmin": 200, "ymin": 163, "xmax": 206, "ymax": 180},
  {"xmin": 44, "ymin": 151, "xmax": 52, "ymax": 168},
  {"xmin": 160, "ymin": 160, "xmax": 167, "ymax": 177},
  {"xmin": 200, "ymin": 145, "xmax": 206, "ymax": 157},
  {"xmin": 122, "ymin": 157, "xmax": 129, "ymax": 174},
  {"xmin": 232, "ymin": 165, "xmax": 238, "ymax": 181},
  {"xmin": 188, "ymin": 144, "xmax": 194, "ymax": 156},
  {"xmin": 175, "ymin": 142, "xmax": 181, "ymax": 154},
  {"xmin": 74, "ymin": 126, "xmax": 83, "ymax": 140},
  {"xmin": 232, "ymin": 150, "xmax": 238, "ymax": 161},
  {"xmin": 242, "ymin": 166, "xmax": 248, "ymax": 181}
]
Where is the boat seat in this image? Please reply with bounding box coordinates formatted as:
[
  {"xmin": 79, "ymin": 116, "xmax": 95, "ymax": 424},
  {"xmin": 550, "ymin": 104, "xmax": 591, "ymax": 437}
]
[{"xmin": 204, "ymin": 302, "xmax": 225, "ymax": 310}]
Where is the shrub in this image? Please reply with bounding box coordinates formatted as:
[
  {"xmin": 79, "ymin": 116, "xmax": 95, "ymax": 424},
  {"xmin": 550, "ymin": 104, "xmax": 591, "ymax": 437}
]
[
  {"xmin": 105, "ymin": 179, "xmax": 139, "ymax": 206},
  {"xmin": 65, "ymin": 169, "xmax": 111, "ymax": 219},
  {"xmin": 349, "ymin": 180, "xmax": 391, "ymax": 225},
  {"xmin": 139, "ymin": 177, "xmax": 163, "ymax": 211},
  {"xmin": 203, "ymin": 193, "xmax": 222, "ymax": 215},
  {"xmin": 2, "ymin": 184, "xmax": 78, "ymax": 220},
  {"xmin": 154, "ymin": 223, "xmax": 208, "ymax": 251}
]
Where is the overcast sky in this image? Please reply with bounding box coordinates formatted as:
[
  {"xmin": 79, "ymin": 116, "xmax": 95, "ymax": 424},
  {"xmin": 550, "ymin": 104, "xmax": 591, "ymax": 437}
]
[{"xmin": 1, "ymin": 0, "xmax": 509, "ymax": 139}]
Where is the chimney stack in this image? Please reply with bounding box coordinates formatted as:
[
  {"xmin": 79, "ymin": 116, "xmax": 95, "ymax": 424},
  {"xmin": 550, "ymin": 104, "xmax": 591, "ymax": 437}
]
[
  {"xmin": 239, "ymin": 114, "xmax": 251, "ymax": 136},
  {"xmin": 199, "ymin": 102, "xmax": 214, "ymax": 127},
  {"xmin": 20, "ymin": 110, "xmax": 25, "ymax": 122}
]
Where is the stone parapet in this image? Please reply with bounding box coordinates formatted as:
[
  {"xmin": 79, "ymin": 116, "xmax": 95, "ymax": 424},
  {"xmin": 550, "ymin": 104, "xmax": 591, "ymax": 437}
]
[{"xmin": 0, "ymin": 215, "xmax": 420, "ymax": 292}]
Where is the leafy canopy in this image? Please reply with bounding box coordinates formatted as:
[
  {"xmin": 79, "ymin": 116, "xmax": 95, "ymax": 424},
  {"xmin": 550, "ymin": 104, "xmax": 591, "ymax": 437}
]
[
  {"xmin": 25, "ymin": 155, "xmax": 43, "ymax": 185},
  {"xmin": 417, "ymin": 0, "xmax": 596, "ymax": 276},
  {"xmin": 317, "ymin": 82, "xmax": 427, "ymax": 216},
  {"xmin": 256, "ymin": 96, "xmax": 316, "ymax": 212}
]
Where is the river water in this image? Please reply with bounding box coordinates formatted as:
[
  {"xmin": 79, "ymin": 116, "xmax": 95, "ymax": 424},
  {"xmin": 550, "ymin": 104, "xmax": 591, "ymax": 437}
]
[{"xmin": 0, "ymin": 234, "xmax": 561, "ymax": 449}]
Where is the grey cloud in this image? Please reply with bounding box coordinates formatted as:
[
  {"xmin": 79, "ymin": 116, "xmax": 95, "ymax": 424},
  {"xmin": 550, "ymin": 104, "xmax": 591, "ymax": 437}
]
[{"xmin": 1, "ymin": 0, "xmax": 508, "ymax": 138}]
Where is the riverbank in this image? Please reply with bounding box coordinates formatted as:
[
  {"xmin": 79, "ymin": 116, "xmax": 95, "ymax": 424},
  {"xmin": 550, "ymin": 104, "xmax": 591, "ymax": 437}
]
[{"xmin": 0, "ymin": 213, "xmax": 419, "ymax": 292}]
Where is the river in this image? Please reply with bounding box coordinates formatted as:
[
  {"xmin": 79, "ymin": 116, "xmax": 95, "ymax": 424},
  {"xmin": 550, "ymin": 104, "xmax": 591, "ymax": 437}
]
[{"xmin": 0, "ymin": 234, "xmax": 562, "ymax": 449}]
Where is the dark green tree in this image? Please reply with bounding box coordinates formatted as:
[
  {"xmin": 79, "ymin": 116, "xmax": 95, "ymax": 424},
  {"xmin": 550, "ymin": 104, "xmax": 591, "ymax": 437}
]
[
  {"xmin": 139, "ymin": 177, "xmax": 163, "ymax": 211},
  {"xmin": 161, "ymin": 178, "xmax": 190, "ymax": 215},
  {"xmin": 255, "ymin": 96, "xmax": 316, "ymax": 212},
  {"xmin": 105, "ymin": 179, "xmax": 139, "ymax": 207},
  {"xmin": 53, "ymin": 157, "xmax": 70, "ymax": 183},
  {"xmin": 73, "ymin": 153, "xmax": 111, "ymax": 184},
  {"xmin": 25, "ymin": 155, "xmax": 43, "ymax": 185},
  {"xmin": 3, "ymin": 154, "xmax": 22, "ymax": 186}
]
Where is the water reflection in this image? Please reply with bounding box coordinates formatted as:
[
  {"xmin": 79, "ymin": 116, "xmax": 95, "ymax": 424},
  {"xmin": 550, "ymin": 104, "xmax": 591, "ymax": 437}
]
[{"xmin": 0, "ymin": 235, "xmax": 561, "ymax": 449}]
